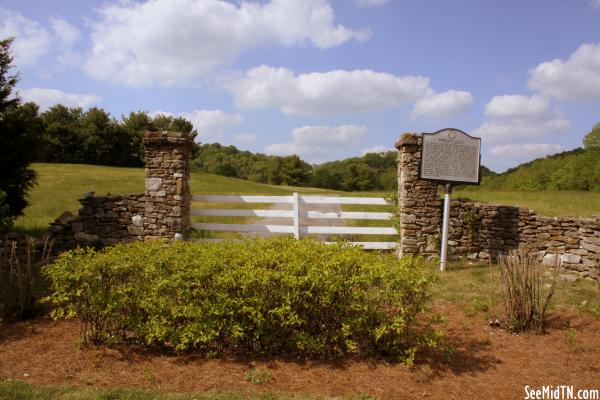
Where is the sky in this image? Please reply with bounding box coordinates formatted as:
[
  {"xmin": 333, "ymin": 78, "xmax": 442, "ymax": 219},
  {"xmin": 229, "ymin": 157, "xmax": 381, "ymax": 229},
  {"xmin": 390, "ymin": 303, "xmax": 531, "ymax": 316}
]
[{"xmin": 1, "ymin": 0, "xmax": 599, "ymax": 171}]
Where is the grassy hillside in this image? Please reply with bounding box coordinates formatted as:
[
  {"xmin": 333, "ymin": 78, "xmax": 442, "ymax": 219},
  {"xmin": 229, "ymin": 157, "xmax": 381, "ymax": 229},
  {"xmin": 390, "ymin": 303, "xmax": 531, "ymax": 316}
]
[
  {"xmin": 15, "ymin": 163, "xmax": 338, "ymax": 233},
  {"xmin": 15, "ymin": 163, "xmax": 600, "ymax": 235},
  {"xmin": 476, "ymin": 147, "xmax": 600, "ymax": 191},
  {"xmin": 452, "ymin": 189, "xmax": 600, "ymax": 218}
]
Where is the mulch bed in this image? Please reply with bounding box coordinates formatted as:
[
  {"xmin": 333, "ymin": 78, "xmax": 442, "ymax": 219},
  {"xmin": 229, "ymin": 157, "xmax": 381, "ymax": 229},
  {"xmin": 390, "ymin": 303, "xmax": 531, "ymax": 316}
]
[{"xmin": 1, "ymin": 304, "xmax": 599, "ymax": 400}]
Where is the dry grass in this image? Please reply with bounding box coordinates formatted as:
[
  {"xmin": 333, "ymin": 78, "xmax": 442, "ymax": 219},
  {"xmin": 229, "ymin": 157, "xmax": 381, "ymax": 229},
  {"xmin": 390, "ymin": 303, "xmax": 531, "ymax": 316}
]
[{"xmin": 497, "ymin": 251, "xmax": 558, "ymax": 332}]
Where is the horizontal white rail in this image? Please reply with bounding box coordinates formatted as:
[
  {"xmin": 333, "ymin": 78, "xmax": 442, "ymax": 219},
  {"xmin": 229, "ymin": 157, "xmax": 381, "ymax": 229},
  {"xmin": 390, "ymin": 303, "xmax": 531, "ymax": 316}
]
[
  {"xmin": 191, "ymin": 209, "xmax": 392, "ymax": 220},
  {"xmin": 301, "ymin": 196, "xmax": 391, "ymax": 205},
  {"xmin": 197, "ymin": 238, "xmax": 397, "ymax": 250},
  {"xmin": 307, "ymin": 211, "xmax": 392, "ymax": 220},
  {"xmin": 327, "ymin": 241, "xmax": 397, "ymax": 250},
  {"xmin": 192, "ymin": 223, "xmax": 294, "ymax": 233},
  {"xmin": 305, "ymin": 226, "xmax": 397, "ymax": 235},
  {"xmin": 191, "ymin": 209, "xmax": 293, "ymax": 218},
  {"xmin": 192, "ymin": 194, "xmax": 392, "ymax": 206},
  {"xmin": 192, "ymin": 195, "xmax": 294, "ymax": 204},
  {"xmin": 193, "ymin": 223, "xmax": 396, "ymax": 235}
]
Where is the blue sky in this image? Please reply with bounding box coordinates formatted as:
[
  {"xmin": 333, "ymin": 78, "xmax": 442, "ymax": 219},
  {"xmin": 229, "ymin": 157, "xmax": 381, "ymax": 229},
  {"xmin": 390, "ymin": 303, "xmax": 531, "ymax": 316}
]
[{"xmin": 2, "ymin": 0, "xmax": 600, "ymax": 171}]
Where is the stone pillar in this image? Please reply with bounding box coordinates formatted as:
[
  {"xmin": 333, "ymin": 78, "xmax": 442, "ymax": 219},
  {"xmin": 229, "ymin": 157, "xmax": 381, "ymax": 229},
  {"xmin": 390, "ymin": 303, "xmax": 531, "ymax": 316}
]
[
  {"xmin": 395, "ymin": 133, "xmax": 442, "ymax": 257},
  {"xmin": 142, "ymin": 131, "xmax": 193, "ymax": 240}
]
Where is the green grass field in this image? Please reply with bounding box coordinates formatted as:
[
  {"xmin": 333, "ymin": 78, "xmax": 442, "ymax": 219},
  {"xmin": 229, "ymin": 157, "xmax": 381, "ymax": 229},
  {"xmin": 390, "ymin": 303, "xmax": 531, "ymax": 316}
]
[
  {"xmin": 0, "ymin": 380, "xmax": 354, "ymax": 400},
  {"xmin": 431, "ymin": 261, "xmax": 600, "ymax": 318},
  {"xmin": 453, "ymin": 188, "xmax": 600, "ymax": 218},
  {"xmin": 15, "ymin": 163, "xmax": 600, "ymax": 236},
  {"xmin": 15, "ymin": 164, "xmax": 336, "ymax": 234},
  {"xmin": 16, "ymin": 164, "xmax": 394, "ymax": 240}
]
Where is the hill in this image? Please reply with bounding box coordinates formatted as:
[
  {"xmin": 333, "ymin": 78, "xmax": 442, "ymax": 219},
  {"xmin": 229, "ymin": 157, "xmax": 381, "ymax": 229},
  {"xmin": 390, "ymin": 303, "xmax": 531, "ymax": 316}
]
[
  {"xmin": 478, "ymin": 147, "xmax": 600, "ymax": 191},
  {"xmin": 17, "ymin": 163, "xmax": 600, "ymax": 236},
  {"xmin": 16, "ymin": 163, "xmax": 339, "ymax": 234}
]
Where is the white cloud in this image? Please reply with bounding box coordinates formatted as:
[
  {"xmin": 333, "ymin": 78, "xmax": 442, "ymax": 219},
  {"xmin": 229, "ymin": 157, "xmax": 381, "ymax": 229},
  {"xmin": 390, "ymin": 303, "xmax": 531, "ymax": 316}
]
[
  {"xmin": 484, "ymin": 94, "xmax": 549, "ymax": 119},
  {"xmin": 362, "ymin": 145, "xmax": 395, "ymax": 155},
  {"xmin": 528, "ymin": 43, "xmax": 600, "ymax": 101},
  {"xmin": 49, "ymin": 17, "xmax": 79, "ymax": 46},
  {"xmin": 233, "ymin": 133, "xmax": 257, "ymax": 144},
  {"xmin": 489, "ymin": 143, "xmax": 564, "ymax": 160},
  {"xmin": 85, "ymin": 0, "xmax": 369, "ymax": 86},
  {"xmin": 19, "ymin": 88, "xmax": 102, "ymax": 110},
  {"xmin": 593, "ymin": 0, "xmax": 600, "ymax": 8},
  {"xmin": 266, "ymin": 125, "xmax": 367, "ymax": 162},
  {"xmin": 153, "ymin": 110, "xmax": 243, "ymax": 141},
  {"xmin": 356, "ymin": 0, "xmax": 390, "ymax": 7},
  {"xmin": 473, "ymin": 94, "xmax": 570, "ymax": 143},
  {"xmin": 411, "ymin": 90, "xmax": 473, "ymax": 119},
  {"xmin": 228, "ymin": 65, "xmax": 430, "ymax": 115},
  {"xmin": 0, "ymin": 8, "xmax": 50, "ymax": 66}
]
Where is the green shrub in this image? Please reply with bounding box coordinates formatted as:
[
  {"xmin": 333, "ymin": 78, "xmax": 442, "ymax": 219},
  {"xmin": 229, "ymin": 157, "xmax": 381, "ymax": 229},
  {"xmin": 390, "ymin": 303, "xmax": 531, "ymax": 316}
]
[{"xmin": 43, "ymin": 238, "xmax": 432, "ymax": 361}]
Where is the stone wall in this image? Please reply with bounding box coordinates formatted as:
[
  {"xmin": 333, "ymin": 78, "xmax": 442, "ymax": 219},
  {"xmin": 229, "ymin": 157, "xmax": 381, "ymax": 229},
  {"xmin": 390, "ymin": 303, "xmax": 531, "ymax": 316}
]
[
  {"xmin": 48, "ymin": 131, "xmax": 193, "ymax": 251},
  {"xmin": 449, "ymin": 200, "xmax": 600, "ymax": 276},
  {"xmin": 49, "ymin": 194, "xmax": 145, "ymax": 250},
  {"xmin": 396, "ymin": 133, "xmax": 600, "ymax": 276}
]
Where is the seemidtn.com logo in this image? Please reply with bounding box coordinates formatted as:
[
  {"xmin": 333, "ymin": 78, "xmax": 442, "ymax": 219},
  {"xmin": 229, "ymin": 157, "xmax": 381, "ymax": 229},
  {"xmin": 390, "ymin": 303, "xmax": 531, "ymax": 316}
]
[{"xmin": 525, "ymin": 385, "xmax": 600, "ymax": 400}]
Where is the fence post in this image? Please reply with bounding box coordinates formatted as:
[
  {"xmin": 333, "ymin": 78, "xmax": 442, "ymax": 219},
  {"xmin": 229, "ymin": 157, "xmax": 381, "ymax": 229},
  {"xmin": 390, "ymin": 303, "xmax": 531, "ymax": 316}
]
[{"xmin": 293, "ymin": 192, "xmax": 301, "ymax": 240}]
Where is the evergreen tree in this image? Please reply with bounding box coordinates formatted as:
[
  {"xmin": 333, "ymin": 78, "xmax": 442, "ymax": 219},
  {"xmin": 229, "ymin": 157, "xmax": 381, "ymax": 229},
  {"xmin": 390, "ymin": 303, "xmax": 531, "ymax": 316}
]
[{"xmin": 0, "ymin": 38, "xmax": 42, "ymax": 230}]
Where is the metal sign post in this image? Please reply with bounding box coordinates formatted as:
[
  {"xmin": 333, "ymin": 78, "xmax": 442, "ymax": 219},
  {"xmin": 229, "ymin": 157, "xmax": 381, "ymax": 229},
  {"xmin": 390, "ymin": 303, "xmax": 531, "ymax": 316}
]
[
  {"xmin": 440, "ymin": 183, "xmax": 452, "ymax": 272},
  {"xmin": 418, "ymin": 128, "xmax": 481, "ymax": 272}
]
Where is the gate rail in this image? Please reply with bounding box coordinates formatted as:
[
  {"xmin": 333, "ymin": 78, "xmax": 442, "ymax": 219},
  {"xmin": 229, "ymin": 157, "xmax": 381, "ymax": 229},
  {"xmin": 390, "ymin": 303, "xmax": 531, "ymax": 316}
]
[{"xmin": 191, "ymin": 193, "xmax": 398, "ymax": 250}]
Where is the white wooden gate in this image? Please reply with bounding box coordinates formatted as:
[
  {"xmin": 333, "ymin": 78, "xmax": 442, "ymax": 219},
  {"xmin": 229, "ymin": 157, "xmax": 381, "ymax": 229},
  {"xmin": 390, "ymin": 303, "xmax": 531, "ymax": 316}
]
[{"xmin": 190, "ymin": 193, "xmax": 398, "ymax": 250}]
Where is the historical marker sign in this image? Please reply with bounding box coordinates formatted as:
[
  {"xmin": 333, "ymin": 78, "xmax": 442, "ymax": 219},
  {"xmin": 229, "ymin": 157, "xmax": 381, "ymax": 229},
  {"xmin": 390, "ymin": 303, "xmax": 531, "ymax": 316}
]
[{"xmin": 419, "ymin": 128, "xmax": 481, "ymax": 185}]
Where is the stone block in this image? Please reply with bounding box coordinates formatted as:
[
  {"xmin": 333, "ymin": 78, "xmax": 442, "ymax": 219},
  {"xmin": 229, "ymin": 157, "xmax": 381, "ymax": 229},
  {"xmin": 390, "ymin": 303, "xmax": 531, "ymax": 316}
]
[
  {"xmin": 561, "ymin": 253, "xmax": 581, "ymax": 264},
  {"xmin": 582, "ymin": 241, "xmax": 600, "ymax": 253},
  {"xmin": 74, "ymin": 232, "xmax": 100, "ymax": 242},
  {"xmin": 131, "ymin": 214, "xmax": 144, "ymax": 227},
  {"xmin": 145, "ymin": 177, "xmax": 163, "ymax": 191},
  {"xmin": 127, "ymin": 225, "xmax": 144, "ymax": 235},
  {"xmin": 583, "ymin": 236, "xmax": 600, "ymax": 246},
  {"xmin": 542, "ymin": 253, "xmax": 562, "ymax": 267}
]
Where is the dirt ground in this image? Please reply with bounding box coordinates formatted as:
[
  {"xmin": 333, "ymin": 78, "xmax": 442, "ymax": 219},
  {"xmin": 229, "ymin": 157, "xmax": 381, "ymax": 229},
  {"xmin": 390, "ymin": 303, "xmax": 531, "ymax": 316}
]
[{"xmin": 1, "ymin": 305, "xmax": 599, "ymax": 400}]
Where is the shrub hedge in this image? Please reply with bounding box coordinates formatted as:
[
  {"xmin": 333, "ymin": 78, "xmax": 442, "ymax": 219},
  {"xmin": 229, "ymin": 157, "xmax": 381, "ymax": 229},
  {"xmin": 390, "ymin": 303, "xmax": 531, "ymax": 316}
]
[{"xmin": 43, "ymin": 238, "xmax": 433, "ymax": 361}]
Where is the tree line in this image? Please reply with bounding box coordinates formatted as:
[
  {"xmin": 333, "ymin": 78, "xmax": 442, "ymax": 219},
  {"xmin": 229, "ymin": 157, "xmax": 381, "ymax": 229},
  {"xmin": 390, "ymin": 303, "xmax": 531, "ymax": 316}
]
[
  {"xmin": 31, "ymin": 105, "xmax": 197, "ymax": 167},
  {"xmin": 477, "ymin": 146, "xmax": 600, "ymax": 191},
  {"xmin": 192, "ymin": 143, "xmax": 399, "ymax": 191}
]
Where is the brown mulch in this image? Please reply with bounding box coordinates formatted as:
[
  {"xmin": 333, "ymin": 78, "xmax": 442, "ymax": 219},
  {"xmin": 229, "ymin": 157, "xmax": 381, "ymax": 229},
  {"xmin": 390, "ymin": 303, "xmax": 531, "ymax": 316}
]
[{"xmin": 1, "ymin": 305, "xmax": 599, "ymax": 400}]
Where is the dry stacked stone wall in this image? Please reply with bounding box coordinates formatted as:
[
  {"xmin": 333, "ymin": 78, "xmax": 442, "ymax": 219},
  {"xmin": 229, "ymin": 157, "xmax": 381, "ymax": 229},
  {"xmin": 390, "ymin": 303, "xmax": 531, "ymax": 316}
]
[
  {"xmin": 48, "ymin": 131, "xmax": 193, "ymax": 251},
  {"xmin": 49, "ymin": 194, "xmax": 145, "ymax": 250},
  {"xmin": 396, "ymin": 133, "xmax": 600, "ymax": 277}
]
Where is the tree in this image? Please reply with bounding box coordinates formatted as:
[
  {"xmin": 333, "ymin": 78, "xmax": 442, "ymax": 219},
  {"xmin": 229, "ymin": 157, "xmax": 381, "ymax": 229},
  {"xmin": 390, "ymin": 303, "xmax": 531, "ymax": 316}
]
[
  {"xmin": 40, "ymin": 105, "xmax": 84, "ymax": 163},
  {"xmin": 0, "ymin": 37, "xmax": 42, "ymax": 230},
  {"xmin": 583, "ymin": 122, "xmax": 600, "ymax": 149}
]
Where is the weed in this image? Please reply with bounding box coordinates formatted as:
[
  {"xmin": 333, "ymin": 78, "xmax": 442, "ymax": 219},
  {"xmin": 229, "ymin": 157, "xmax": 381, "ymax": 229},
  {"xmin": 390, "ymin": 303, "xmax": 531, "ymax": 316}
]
[
  {"xmin": 497, "ymin": 250, "xmax": 558, "ymax": 333},
  {"xmin": 90, "ymin": 354, "xmax": 101, "ymax": 368},
  {"xmin": 440, "ymin": 343, "xmax": 456, "ymax": 364},
  {"xmin": 428, "ymin": 314, "xmax": 447, "ymax": 324},
  {"xmin": 0, "ymin": 235, "xmax": 53, "ymax": 321},
  {"xmin": 244, "ymin": 367, "xmax": 273, "ymax": 385},
  {"xmin": 565, "ymin": 328, "xmax": 579, "ymax": 353}
]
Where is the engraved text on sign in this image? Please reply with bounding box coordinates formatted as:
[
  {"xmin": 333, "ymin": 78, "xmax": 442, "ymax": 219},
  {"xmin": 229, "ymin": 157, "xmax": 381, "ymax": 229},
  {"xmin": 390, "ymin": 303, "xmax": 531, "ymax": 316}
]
[{"xmin": 420, "ymin": 129, "xmax": 481, "ymax": 184}]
